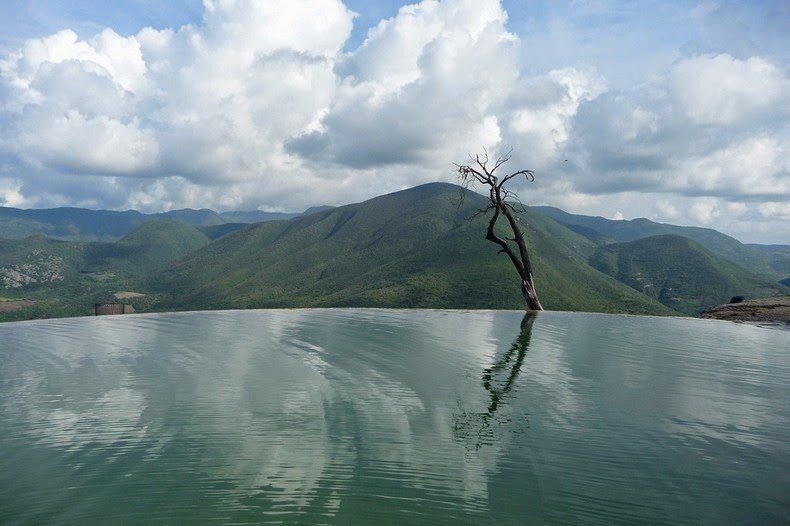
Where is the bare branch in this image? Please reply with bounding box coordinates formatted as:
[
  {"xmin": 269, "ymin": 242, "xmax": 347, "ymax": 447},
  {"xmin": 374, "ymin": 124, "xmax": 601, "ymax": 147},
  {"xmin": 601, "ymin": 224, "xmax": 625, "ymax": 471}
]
[
  {"xmin": 469, "ymin": 204, "xmax": 495, "ymax": 220},
  {"xmin": 491, "ymin": 147, "xmax": 513, "ymax": 173},
  {"xmin": 454, "ymin": 149, "xmax": 543, "ymax": 310},
  {"xmin": 497, "ymin": 169, "xmax": 534, "ymax": 189},
  {"xmin": 455, "ymin": 163, "xmax": 489, "ymax": 185}
]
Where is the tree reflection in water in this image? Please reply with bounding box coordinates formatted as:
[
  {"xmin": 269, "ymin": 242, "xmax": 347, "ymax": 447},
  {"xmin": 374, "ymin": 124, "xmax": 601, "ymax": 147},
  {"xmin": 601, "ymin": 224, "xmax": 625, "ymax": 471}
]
[{"xmin": 454, "ymin": 312, "xmax": 537, "ymax": 449}]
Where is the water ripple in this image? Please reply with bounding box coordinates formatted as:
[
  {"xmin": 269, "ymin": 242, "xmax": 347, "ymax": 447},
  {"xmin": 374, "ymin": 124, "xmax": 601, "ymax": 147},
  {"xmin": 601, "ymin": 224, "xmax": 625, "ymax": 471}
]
[{"xmin": 0, "ymin": 309, "xmax": 788, "ymax": 524}]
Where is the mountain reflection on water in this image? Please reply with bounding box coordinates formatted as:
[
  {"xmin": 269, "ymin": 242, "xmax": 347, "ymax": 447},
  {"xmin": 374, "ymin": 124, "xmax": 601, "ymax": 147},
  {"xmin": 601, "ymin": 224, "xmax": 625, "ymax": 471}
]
[{"xmin": 0, "ymin": 309, "xmax": 788, "ymax": 524}]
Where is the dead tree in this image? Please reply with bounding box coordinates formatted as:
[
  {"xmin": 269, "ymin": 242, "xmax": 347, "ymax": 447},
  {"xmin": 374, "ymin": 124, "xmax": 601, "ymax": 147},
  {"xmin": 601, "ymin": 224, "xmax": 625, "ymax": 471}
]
[{"xmin": 456, "ymin": 149, "xmax": 543, "ymax": 310}]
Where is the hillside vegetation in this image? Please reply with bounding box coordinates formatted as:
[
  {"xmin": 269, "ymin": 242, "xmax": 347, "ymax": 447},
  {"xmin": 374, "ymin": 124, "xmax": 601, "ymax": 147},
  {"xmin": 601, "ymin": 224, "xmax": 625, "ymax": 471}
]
[
  {"xmin": 536, "ymin": 206, "xmax": 789, "ymax": 279},
  {"xmin": 0, "ymin": 205, "xmax": 309, "ymax": 241},
  {"xmin": 153, "ymin": 183, "xmax": 672, "ymax": 314},
  {"xmin": 0, "ymin": 183, "xmax": 785, "ymax": 322},
  {"xmin": 0, "ymin": 220, "xmax": 210, "ymax": 320},
  {"xmin": 589, "ymin": 235, "xmax": 785, "ymax": 314},
  {"xmin": 86, "ymin": 219, "xmax": 211, "ymax": 276}
]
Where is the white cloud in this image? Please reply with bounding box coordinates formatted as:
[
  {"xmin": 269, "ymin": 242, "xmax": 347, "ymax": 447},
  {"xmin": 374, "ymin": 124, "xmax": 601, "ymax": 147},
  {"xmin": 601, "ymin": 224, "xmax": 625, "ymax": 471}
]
[
  {"xmin": 1, "ymin": 29, "xmax": 146, "ymax": 93},
  {"xmin": 563, "ymin": 53, "xmax": 790, "ymax": 215},
  {"xmin": 758, "ymin": 201, "xmax": 790, "ymax": 221},
  {"xmin": 690, "ymin": 198, "xmax": 720, "ymax": 224},
  {"xmin": 0, "ymin": 0, "xmax": 787, "ymax": 243},
  {"xmin": 655, "ymin": 200, "xmax": 681, "ymax": 221},
  {"xmin": 0, "ymin": 177, "xmax": 25, "ymax": 207},
  {"xmin": 0, "ymin": 0, "xmax": 356, "ymax": 208},
  {"xmin": 288, "ymin": 0, "xmax": 522, "ymax": 170},
  {"xmin": 669, "ymin": 54, "xmax": 788, "ymax": 126},
  {"xmin": 14, "ymin": 110, "xmax": 158, "ymax": 176},
  {"xmin": 507, "ymin": 67, "xmax": 605, "ymax": 166},
  {"xmin": 676, "ymin": 135, "xmax": 790, "ymax": 199}
]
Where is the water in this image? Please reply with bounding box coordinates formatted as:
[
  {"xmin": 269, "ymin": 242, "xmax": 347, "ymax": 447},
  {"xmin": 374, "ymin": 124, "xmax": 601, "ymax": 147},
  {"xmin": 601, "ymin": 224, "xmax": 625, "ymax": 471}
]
[{"xmin": 0, "ymin": 309, "xmax": 788, "ymax": 524}]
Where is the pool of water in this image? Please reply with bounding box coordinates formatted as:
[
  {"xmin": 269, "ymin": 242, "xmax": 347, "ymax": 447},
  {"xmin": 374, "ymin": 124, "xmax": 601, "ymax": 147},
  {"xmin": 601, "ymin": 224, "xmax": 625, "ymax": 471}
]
[{"xmin": 1, "ymin": 309, "xmax": 788, "ymax": 524}]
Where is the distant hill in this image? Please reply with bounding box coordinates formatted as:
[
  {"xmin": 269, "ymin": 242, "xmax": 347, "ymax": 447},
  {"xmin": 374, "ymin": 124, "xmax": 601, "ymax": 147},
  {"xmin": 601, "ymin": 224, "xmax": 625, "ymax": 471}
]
[
  {"xmin": 0, "ymin": 205, "xmax": 306, "ymax": 241},
  {"xmin": 589, "ymin": 235, "xmax": 787, "ymax": 314},
  {"xmin": 218, "ymin": 210, "xmax": 299, "ymax": 223},
  {"xmin": 0, "ymin": 220, "xmax": 210, "ymax": 320},
  {"xmin": 160, "ymin": 209, "xmax": 226, "ymax": 226},
  {"xmin": 535, "ymin": 206, "xmax": 788, "ymax": 278},
  {"xmin": 198, "ymin": 223, "xmax": 251, "ymax": 240},
  {"xmin": 1, "ymin": 183, "xmax": 786, "ymax": 322},
  {"xmin": 301, "ymin": 205, "xmax": 335, "ymax": 216},
  {"xmin": 747, "ymin": 244, "xmax": 790, "ymax": 279},
  {"xmin": 2, "ymin": 199, "xmax": 784, "ymax": 277},
  {"xmin": 0, "ymin": 235, "xmax": 94, "ymax": 320},
  {"xmin": 87, "ymin": 219, "xmax": 211, "ymax": 276},
  {"xmin": 0, "ymin": 206, "xmax": 148, "ymax": 241},
  {"xmin": 153, "ymin": 183, "xmax": 672, "ymax": 315}
]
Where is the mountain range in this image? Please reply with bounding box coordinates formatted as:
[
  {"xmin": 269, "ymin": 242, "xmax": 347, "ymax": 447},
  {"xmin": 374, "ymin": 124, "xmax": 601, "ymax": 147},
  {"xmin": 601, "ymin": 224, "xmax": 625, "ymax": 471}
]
[
  {"xmin": 0, "ymin": 183, "xmax": 786, "ymax": 321},
  {"xmin": 0, "ymin": 204, "xmax": 321, "ymax": 241}
]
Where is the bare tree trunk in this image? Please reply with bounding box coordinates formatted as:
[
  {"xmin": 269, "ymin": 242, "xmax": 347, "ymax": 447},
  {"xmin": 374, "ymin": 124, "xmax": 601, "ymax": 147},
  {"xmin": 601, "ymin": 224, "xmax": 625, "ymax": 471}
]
[
  {"xmin": 521, "ymin": 276, "xmax": 543, "ymax": 311},
  {"xmin": 456, "ymin": 150, "xmax": 544, "ymax": 311}
]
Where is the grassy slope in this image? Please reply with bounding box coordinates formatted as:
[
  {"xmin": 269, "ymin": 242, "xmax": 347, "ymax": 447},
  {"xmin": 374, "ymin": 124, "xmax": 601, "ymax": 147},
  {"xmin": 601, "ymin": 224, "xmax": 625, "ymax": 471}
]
[
  {"xmin": 99, "ymin": 219, "xmax": 210, "ymax": 275},
  {"xmin": 199, "ymin": 223, "xmax": 251, "ymax": 240},
  {"xmin": 0, "ymin": 206, "xmax": 253, "ymax": 241},
  {"xmin": 154, "ymin": 183, "xmax": 673, "ymax": 315},
  {"xmin": 536, "ymin": 206, "xmax": 788, "ymax": 278},
  {"xmin": 589, "ymin": 235, "xmax": 788, "ymax": 314},
  {"xmin": 219, "ymin": 211, "xmax": 299, "ymax": 223},
  {"xmin": 0, "ymin": 207, "xmax": 148, "ymax": 241},
  {"xmin": 747, "ymin": 244, "xmax": 790, "ymax": 278},
  {"xmin": 0, "ymin": 235, "xmax": 108, "ymax": 320},
  {"xmin": 0, "ymin": 219, "xmax": 210, "ymax": 321},
  {"xmin": 159, "ymin": 209, "xmax": 226, "ymax": 226},
  {"xmin": 18, "ymin": 184, "xmax": 781, "ymax": 320}
]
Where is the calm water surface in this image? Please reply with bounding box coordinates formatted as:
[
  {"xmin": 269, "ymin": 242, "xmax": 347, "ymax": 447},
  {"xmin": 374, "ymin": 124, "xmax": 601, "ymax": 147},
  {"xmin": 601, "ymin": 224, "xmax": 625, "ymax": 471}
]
[{"xmin": 0, "ymin": 309, "xmax": 788, "ymax": 524}]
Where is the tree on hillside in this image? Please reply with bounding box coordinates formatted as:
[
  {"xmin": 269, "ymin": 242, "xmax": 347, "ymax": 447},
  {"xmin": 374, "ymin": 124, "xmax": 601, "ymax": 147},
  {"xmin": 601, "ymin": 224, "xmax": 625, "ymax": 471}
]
[{"xmin": 455, "ymin": 149, "xmax": 543, "ymax": 310}]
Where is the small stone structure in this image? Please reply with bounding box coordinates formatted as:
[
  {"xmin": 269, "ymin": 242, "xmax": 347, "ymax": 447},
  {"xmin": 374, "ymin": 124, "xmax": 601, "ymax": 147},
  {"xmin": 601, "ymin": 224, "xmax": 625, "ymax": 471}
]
[{"xmin": 94, "ymin": 303, "xmax": 136, "ymax": 315}]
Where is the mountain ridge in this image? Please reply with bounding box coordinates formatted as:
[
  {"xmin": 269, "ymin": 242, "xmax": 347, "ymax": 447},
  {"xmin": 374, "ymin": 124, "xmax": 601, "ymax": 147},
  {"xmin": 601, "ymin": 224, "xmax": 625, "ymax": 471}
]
[
  {"xmin": 589, "ymin": 234, "xmax": 785, "ymax": 314},
  {"xmin": 1, "ymin": 195, "xmax": 783, "ymax": 252},
  {"xmin": 150, "ymin": 183, "xmax": 676, "ymax": 314},
  {"xmin": 0, "ymin": 182, "xmax": 786, "ymax": 321},
  {"xmin": 535, "ymin": 205, "xmax": 788, "ymax": 279},
  {"xmin": 0, "ymin": 204, "xmax": 321, "ymax": 241}
]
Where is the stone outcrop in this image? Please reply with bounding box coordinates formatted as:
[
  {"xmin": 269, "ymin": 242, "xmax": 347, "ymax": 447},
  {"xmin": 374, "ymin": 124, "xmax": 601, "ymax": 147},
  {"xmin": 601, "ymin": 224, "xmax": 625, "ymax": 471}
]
[{"xmin": 700, "ymin": 297, "xmax": 790, "ymax": 324}]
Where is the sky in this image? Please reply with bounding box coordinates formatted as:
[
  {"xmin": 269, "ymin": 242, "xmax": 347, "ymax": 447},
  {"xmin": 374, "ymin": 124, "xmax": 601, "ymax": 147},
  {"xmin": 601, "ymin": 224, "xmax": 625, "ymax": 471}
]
[{"xmin": 0, "ymin": 0, "xmax": 788, "ymax": 243}]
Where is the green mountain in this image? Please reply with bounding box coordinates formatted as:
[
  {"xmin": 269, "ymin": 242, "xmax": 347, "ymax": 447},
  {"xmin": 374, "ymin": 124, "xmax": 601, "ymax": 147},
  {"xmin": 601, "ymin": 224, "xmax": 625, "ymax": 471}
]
[
  {"xmin": 747, "ymin": 244, "xmax": 790, "ymax": 278},
  {"xmin": 0, "ymin": 206, "xmax": 149, "ymax": 241},
  {"xmin": 160, "ymin": 209, "xmax": 226, "ymax": 226},
  {"xmin": 216, "ymin": 206, "xmax": 334, "ymax": 224},
  {"xmin": 199, "ymin": 223, "xmax": 251, "ymax": 240},
  {"xmin": 0, "ymin": 236, "xmax": 84, "ymax": 320},
  {"xmin": 0, "ymin": 205, "xmax": 304, "ymax": 241},
  {"xmin": 153, "ymin": 183, "xmax": 672, "ymax": 314},
  {"xmin": 2, "ymin": 183, "xmax": 786, "ymax": 322},
  {"xmin": 86, "ymin": 219, "xmax": 210, "ymax": 276},
  {"xmin": 301, "ymin": 205, "xmax": 335, "ymax": 216},
  {"xmin": 589, "ymin": 235, "xmax": 787, "ymax": 314},
  {"xmin": 535, "ymin": 206, "xmax": 788, "ymax": 278},
  {"xmin": 219, "ymin": 210, "xmax": 298, "ymax": 223},
  {"xmin": 0, "ymin": 235, "xmax": 85, "ymax": 289},
  {"xmin": 0, "ymin": 220, "xmax": 210, "ymax": 321}
]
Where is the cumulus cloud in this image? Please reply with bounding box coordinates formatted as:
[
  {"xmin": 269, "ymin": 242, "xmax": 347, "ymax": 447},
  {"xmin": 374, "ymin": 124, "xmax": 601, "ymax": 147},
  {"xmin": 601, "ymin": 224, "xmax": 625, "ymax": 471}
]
[
  {"xmin": 0, "ymin": 0, "xmax": 787, "ymax": 243},
  {"xmin": 288, "ymin": 0, "xmax": 521, "ymax": 168},
  {"xmin": 669, "ymin": 54, "xmax": 788, "ymax": 126},
  {"xmin": 560, "ymin": 51, "xmax": 789, "ymax": 242}
]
